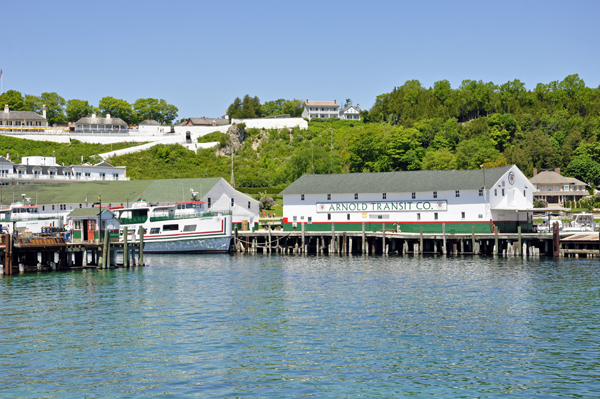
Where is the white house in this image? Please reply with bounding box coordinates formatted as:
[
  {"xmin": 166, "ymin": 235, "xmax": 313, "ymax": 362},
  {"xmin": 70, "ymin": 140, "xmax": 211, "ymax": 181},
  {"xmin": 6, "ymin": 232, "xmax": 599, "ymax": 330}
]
[
  {"xmin": 339, "ymin": 105, "xmax": 361, "ymax": 120},
  {"xmin": 0, "ymin": 104, "xmax": 48, "ymax": 130},
  {"xmin": 280, "ymin": 165, "xmax": 535, "ymax": 234},
  {"xmin": 302, "ymin": 100, "xmax": 340, "ymax": 120}
]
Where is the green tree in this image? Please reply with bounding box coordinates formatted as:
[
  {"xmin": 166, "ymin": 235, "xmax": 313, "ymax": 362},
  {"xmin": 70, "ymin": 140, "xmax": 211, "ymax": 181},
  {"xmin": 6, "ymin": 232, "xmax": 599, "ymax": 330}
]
[
  {"xmin": 423, "ymin": 148, "xmax": 457, "ymax": 170},
  {"xmin": 0, "ymin": 90, "xmax": 25, "ymax": 110},
  {"xmin": 564, "ymin": 155, "xmax": 600, "ymax": 188},
  {"xmin": 133, "ymin": 98, "xmax": 178, "ymax": 124},
  {"xmin": 99, "ymin": 96, "xmax": 134, "ymax": 124},
  {"xmin": 66, "ymin": 99, "xmax": 95, "ymax": 122}
]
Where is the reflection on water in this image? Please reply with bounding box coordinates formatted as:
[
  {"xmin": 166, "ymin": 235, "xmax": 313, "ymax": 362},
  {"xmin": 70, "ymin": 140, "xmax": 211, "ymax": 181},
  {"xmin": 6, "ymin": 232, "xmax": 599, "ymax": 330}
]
[{"xmin": 0, "ymin": 255, "xmax": 598, "ymax": 397}]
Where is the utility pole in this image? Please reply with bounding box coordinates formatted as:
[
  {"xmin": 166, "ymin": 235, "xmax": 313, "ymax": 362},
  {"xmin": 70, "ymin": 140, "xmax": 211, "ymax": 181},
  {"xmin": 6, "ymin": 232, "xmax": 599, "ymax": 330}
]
[{"xmin": 330, "ymin": 127, "xmax": 333, "ymax": 174}]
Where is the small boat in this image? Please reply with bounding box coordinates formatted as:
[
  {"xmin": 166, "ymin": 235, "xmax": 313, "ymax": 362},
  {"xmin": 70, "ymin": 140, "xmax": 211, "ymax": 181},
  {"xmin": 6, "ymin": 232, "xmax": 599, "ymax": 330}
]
[
  {"xmin": 563, "ymin": 212, "xmax": 595, "ymax": 232},
  {"xmin": 115, "ymin": 198, "xmax": 232, "ymax": 254}
]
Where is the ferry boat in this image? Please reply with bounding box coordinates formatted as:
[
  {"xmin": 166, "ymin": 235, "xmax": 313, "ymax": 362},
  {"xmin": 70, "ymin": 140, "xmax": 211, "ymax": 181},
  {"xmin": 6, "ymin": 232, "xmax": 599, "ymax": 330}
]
[
  {"xmin": 115, "ymin": 199, "xmax": 232, "ymax": 253},
  {"xmin": 0, "ymin": 197, "xmax": 62, "ymax": 234}
]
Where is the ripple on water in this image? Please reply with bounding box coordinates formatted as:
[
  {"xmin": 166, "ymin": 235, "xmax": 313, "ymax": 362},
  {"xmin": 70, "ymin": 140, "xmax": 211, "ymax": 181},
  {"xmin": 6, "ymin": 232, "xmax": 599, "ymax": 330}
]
[{"xmin": 0, "ymin": 254, "xmax": 598, "ymax": 397}]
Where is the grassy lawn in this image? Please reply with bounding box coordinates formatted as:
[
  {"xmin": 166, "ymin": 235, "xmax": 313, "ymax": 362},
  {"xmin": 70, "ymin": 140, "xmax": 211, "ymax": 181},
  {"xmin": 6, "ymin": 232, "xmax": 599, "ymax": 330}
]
[{"xmin": 260, "ymin": 197, "xmax": 283, "ymax": 218}]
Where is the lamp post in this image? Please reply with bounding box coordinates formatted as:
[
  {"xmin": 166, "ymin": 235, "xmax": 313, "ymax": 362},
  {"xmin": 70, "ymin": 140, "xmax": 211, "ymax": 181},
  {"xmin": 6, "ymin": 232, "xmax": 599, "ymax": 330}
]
[
  {"xmin": 98, "ymin": 193, "xmax": 102, "ymax": 241},
  {"xmin": 127, "ymin": 191, "xmax": 136, "ymax": 208}
]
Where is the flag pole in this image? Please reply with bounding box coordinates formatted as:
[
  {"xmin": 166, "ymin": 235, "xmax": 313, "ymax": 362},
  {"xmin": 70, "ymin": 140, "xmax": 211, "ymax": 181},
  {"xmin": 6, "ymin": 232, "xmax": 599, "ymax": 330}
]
[{"xmin": 1, "ymin": 65, "xmax": 3, "ymax": 94}]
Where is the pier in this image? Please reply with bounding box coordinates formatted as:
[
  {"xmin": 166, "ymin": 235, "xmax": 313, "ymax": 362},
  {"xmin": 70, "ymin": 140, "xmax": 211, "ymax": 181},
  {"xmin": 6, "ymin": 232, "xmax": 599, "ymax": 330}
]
[
  {"xmin": 233, "ymin": 222, "xmax": 600, "ymax": 258},
  {"xmin": 0, "ymin": 226, "xmax": 145, "ymax": 275}
]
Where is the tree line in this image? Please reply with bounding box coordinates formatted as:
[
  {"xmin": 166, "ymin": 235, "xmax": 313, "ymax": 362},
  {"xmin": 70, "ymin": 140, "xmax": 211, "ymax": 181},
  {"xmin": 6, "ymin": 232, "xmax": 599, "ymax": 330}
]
[
  {"xmin": 226, "ymin": 95, "xmax": 304, "ymax": 119},
  {"xmin": 0, "ymin": 90, "xmax": 178, "ymax": 126}
]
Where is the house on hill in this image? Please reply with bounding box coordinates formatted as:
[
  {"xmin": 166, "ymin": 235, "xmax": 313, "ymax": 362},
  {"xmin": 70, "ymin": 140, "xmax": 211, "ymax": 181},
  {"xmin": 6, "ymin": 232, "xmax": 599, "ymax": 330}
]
[
  {"xmin": 339, "ymin": 105, "xmax": 361, "ymax": 120},
  {"xmin": 529, "ymin": 168, "xmax": 588, "ymax": 207},
  {"xmin": 302, "ymin": 100, "xmax": 340, "ymax": 120},
  {"xmin": 0, "ymin": 104, "xmax": 48, "ymax": 130},
  {"xmin": 74, "ymin": 113, "xmax": 128, "ymax": 133}
]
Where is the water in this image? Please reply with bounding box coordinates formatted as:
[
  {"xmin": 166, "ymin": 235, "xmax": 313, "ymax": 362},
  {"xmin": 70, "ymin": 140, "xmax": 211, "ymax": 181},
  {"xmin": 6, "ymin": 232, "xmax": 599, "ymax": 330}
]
[{"xmin": 1, "ymin": 255, "xmax": 598, "ymax": 398}]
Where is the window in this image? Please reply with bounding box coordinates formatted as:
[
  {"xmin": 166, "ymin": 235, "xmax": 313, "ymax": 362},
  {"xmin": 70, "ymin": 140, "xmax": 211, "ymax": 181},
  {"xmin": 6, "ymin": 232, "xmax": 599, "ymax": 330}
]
[
  {"xmin": 163, "ymin": 224, "xmax": 179, "ymax": 231},
  {"xmin": 495, "ymin": 189, "xmax": 497, "ymax": 196},
  {"xmin": 563, "ymin": 185, "xmax": 570, "ymax": 191},
  {"xmin": 183, "ymin": 225, "xmax": 196, "ymax": 232},
  {"xmin": 555, "ymin": 185, "xmax": 559, "ymax": 191},
  {"xmin": 113, "ymin": 173, "xmax": 119, "ymax": 180},
  {"xmin": 52, "ymin": 205, "xmax": 55, "ymax": 210},
  {"xmin": 150, "ymin": 228, "xmax": 160, "ymax": 234},
  {"xmin": 207, "ymin": 198, "xmax": 211, "ymax": 208},
  {"xmin": 42, "ymin": 206, "xmax": 45, "ymax": 211},
  {"xmin": 347, "ymin": 214, "xmax": 350, "ymax": 220},
  {"xmin": 524, "ymin": 190, "xmax": 526, "ymax": 196},
  {"xmin": 502, "ymin": 189, "xmax": 505, "ymax": 196},
  {"xmin": 248, "ymin": 201, "xmax": 251, "ymax": 209},
  {"xmin": 327, "ymin": 194, "xmax": 331, "ymax": 200},
  {"xmin": 479, "ymin": 189, "xmax": 483, "ymax": 196},
  {"xmin": 84, "ymin": 172, "xmax": 91, "ymax": 178},
  {"xmin": 307, "ymin": 217, "xmax": 312, "ymax": 224},
  {"xmin": 433, "ymin": 191, "xmax": 437, "ymax": 199},
  {"xmin": 411, "ymin": 192, "xmax": 416, "ymax": 199},
  {"xmin": 382, "ymin": 193, "xmax": 386, "ymax": 200},
  {"xmin": 79, "ymin": 204, "xmax": 82, "ymax": 208},
  {"xmin": 455, "ymin": 190, "xmax": 460, "ymax": 197},
  {"xmin": 461, "ymin": 212, "xmax": 465, "ymax": 219},
  {"xmin": 434, "ymin": 213, "xmax": 438, "ymax": 220},
  {"xmin": 327, "ymin": 213, "xmax": 331, "ymax": 220},
  {"xmin": 417, "ymin": 213, "xmax": 421, "ymax": 220},
  {"xmin": 354, "ymin": 193, "xmax": 358, "ymax": 200},
  {"xmin": 76, "ymin": 172, "xmax": 82, "ymax": 179},
  {"xmin": 74, "ymin": 221, "xmax": 81, "ymax": 229},
  {"xmin": 301, "ymin": 194, "xmax": 305, "ymax": 201},
  {"xmin": 231, "ymin": 198, "xmax": 235, "ymax": 207},
  {"xmin": 99, "ymin": 173, "xmax": 106, "ymax": 180}
]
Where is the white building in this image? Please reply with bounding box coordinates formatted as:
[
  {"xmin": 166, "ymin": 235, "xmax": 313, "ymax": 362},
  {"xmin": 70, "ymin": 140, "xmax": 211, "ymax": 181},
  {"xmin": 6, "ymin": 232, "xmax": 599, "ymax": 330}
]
[
  {"xmin": 0, "ymin": 156, "xmax": 128, "ymax": 184},
  {"xmin": 302, "ymin": 100, "xmax": 340, "ymax": 120},
  {"xmin": 339, "ymin": 105, "xmax": 361, "ymax": 120},
  {"xmin": 529, "ymin": 168, "xmax": 587, "ymax": 207},
  {"xmin": 75, "ymin": 113, "xmax": 128, "ymax": 133},
  {"xmin": 0, "ymin": 104, "xmax": 48, "ymax": 131},
  {"xmin": 280, "ymin": 165, "xmax": 535, "ymax": 234}
]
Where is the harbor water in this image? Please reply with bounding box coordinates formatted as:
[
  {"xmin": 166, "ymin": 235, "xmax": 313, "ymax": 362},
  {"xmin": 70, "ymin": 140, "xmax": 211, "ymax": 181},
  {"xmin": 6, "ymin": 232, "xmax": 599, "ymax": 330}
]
[{"xmin": 1, "ymin": 254, "xmax": 598, "ymax": 397}]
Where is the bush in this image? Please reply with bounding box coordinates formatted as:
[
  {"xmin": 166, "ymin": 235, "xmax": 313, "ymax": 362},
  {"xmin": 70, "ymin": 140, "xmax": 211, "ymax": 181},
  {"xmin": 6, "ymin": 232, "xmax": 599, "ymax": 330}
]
[{"xmin": 534, "ymin": 198, "xmax": 548, "ymax": 208}]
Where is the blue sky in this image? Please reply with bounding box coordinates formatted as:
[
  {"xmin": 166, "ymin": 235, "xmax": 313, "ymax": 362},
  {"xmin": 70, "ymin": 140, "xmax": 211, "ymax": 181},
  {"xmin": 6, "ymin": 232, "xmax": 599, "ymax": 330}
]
[{"xmin": 1, "ymin": 0, "xmax": 599, "ymax": 119}]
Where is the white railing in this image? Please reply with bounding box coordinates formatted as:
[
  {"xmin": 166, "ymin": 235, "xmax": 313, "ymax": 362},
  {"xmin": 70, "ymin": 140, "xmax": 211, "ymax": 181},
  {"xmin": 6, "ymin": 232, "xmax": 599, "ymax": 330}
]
[{"xmin": 1, "ymin": 173, "xmax": 129, "ymax": 181}]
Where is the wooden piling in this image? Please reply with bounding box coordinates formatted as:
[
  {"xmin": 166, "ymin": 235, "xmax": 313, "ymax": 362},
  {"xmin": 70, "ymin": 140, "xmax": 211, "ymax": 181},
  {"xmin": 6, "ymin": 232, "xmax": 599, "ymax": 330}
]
[
  {"xmin": 494, "ymin": 228, "xmax": 499, "ymax": 256},
  {"xmin": 362, "ymin": 222, "xmax": 366, "ymax": 254},
  {"xmin": 139, "ymin": 225, "xmax": 144, "ymax": 266},
  {"xmin": 123, "ymin": 226, "xmax": 129, "ymax": 268},
  {"xmin": 102, "ymin": 228, "xmax": 110, "ymax": 268},
  {"xmin": 442, "ymin": 223, "xmax": 447, "ymax": 255},
  {"xmin": 471, "ymin": 226, "xmax": 476, "ymax": 255},
  {"xmin": 419, "ymin": 227, "xmax": 423, "ymax": 255},
  {"xmin": 517, "ymin": 226, "xmax": 522, "ymax": 257}
]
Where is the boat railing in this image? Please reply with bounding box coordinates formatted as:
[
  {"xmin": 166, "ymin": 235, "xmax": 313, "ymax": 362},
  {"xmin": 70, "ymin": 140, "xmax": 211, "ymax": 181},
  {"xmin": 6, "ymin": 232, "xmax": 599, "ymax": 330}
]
[{"xmin": 148, "ymin": 211, "xmax": 232, "ymax": 223}]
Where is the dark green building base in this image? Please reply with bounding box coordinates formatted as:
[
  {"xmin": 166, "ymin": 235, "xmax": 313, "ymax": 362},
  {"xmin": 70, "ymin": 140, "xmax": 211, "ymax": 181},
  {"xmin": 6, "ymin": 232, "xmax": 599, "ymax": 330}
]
[{"xmin": 282, "ymin": 221, "xmax": 534, "ymax": 234}]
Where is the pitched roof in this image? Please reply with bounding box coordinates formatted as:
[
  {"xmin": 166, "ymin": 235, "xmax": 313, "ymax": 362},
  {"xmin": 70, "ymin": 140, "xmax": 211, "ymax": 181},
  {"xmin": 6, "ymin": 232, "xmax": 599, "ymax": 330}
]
[
  {"xmin": 139, "ymin": 119, "xmax": 160, "ymax": 125},
  {"xmin": 339, "ymin": 105, "xmax": 359, "ymax": 113},
  {"xmin": 94, "ymin": 161, "xmax": 114, "ymax": 167},
  {"xmin": 0, "ymin": 156, "xmax": 13, "ymax": 164},
  {"xmin": 305, "ymin": 101, "xmax": 339, "ymax": 107},
  {"xmin": 529, "ymin": 171, "xmax": 585, "ymax": 185},
  {"xmin": 185, "ymin": 117, "xmax": 229, "ymax": 126},
  {"xmin": 0, "ymin": 177, "xmax": 223, "ymax": 206},
  {"xmin": 0, "ymin": 110, "xmax": 46, "ymax": 121},
  {"xmin": 68, "ymin": 207, "xmax": 114, "ymax": 218},
  {"xmin": 75, "ymin": 116, "xmax": 128, "ymax": 126},
  {"xmin": 280, "ymin": 166, "xmax": 513, "ymax": 195}
]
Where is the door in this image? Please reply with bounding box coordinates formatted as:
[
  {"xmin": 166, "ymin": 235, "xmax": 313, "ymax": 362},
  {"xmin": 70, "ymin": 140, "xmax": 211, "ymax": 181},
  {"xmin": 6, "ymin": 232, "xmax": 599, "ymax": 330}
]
[{"xmin": 86, "ymin": 219, "xmax": 96, "ymax": 241}]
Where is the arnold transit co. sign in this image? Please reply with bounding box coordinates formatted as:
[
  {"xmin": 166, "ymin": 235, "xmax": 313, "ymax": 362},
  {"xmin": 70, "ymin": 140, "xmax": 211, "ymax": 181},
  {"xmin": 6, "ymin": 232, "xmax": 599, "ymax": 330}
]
[{"xmin": 316, "ymin": 200, "xmax": 448, "ymax": 213}]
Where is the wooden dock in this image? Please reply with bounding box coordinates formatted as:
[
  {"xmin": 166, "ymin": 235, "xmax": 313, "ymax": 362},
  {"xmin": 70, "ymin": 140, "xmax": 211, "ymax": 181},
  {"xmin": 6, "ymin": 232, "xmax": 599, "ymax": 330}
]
[
  {"xmin": 232, "ymin": 222, "xmax": 600, "ymax": 259},
  {"xmin": 0, "ymin": 228, "xmax": 145, "ymax": 275}
]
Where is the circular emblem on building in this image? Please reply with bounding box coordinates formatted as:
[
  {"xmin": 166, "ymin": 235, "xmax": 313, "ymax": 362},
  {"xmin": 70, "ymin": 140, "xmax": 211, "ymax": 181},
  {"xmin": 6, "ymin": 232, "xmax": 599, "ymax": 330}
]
[
  {"xmin": 508, "ymin": 171, "xmax": 515, "ymax": 185},
  {"xmin": 319, "ymin": 204, "xmax": 326, "ymax": 211},
  {"xmin": 436, "ymin": 202, "xmax": 444, "ymax": 209}
]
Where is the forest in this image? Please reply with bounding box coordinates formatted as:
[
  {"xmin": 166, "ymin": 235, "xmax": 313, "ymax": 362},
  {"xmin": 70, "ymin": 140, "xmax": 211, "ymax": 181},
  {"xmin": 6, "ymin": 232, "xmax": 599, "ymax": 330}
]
[{"xmin": 1, "ymin": 74, "xmax": 600, "ymax": 190}]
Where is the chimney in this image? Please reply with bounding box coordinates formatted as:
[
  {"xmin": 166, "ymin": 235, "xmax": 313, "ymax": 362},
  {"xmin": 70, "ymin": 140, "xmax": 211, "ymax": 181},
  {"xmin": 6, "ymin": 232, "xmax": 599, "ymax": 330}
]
[
  {"xmin": 42, "ymin": 104, "xmax": 47, "ymax": 119},
  {"xmin": 554, "ymin": 168, "xmax": 561, "ymax": 175},
  {"xmin": 357, "ymin": 104, "xmax": 360, "ymax": 110},
  {"xmin": 533, "ymin": 168, "xmax": 537, "ymax": 176},
  {"xmin": 4, "ymin": 104, "xmax": 8, "ymax": 114},
  {"xmin": 106, "ymin": 113, "xmax": 111, "ymax": 119},
  {"xmin": 334, "ymin": 99, "xmax": 337, "ymax": 104}
]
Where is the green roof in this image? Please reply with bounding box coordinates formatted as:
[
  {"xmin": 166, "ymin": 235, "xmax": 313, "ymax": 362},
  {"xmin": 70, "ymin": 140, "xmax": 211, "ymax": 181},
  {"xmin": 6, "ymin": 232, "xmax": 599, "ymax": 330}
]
[
  {"xmin": 0, "ymin": 178, "xmax": 222, "ymax": 207},
  {"xmin": 280, "ymin": 166, "xmax": 513, "ymax": 195}
]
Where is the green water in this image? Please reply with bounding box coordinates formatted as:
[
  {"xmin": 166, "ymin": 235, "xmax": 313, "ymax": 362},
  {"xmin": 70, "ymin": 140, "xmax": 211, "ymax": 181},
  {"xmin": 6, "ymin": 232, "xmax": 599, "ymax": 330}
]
[{"xmin": 1, "ymin": 255, "xmax": 598, "ymax": 397}]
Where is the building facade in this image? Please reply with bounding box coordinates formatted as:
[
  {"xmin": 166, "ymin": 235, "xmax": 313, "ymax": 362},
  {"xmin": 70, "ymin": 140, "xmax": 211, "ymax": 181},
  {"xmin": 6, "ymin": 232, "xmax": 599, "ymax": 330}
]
[
  {"xmin": 529, "ymin": 168, "xmax": 587, "ymax": 207},
  {"xmin": 0, "ymin": 156, "xmax": 128, "ymax": 184},
  {"xmin": 339, "ymin": 105, "xmax": 361, "ymax": 120},
  {"xmin": 280, "ymin": 165, "xmax": 535, "ymax": 234},
  {"xmin": 75, "ymin": 114, "xmax": 128, "ymax": 133},
  {"xmin": 302, "ymin": 100, "xmax": 340, "ymax": 120},
  {"xmin": 180, "ymin": 117, "xmax": 229, "ymax": 127},
  {"xmin": 0, "ymin": 104, "xmax": 48, "ymax": 131}
]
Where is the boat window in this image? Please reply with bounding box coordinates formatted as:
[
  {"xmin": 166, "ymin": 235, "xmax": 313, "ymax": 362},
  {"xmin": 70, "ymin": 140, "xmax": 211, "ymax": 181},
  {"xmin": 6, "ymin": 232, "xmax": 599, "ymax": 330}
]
[
  {"xmin": 163, "ymin": 224, "xmax": 179, "ymax": 231},
  {"xmin": 150, "ymin": 228, "xmax": 160, "ymax": 234},
  {"xmin": 183, "ymin": 225, "xmax": 196, "ymax": 232}
]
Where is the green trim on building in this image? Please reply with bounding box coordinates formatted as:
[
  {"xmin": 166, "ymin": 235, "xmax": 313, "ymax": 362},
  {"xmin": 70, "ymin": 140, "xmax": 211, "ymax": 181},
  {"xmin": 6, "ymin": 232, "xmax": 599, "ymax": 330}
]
[{"xmin": 282, "ymin": 221, "xmax": 534, "ymax": 234}]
